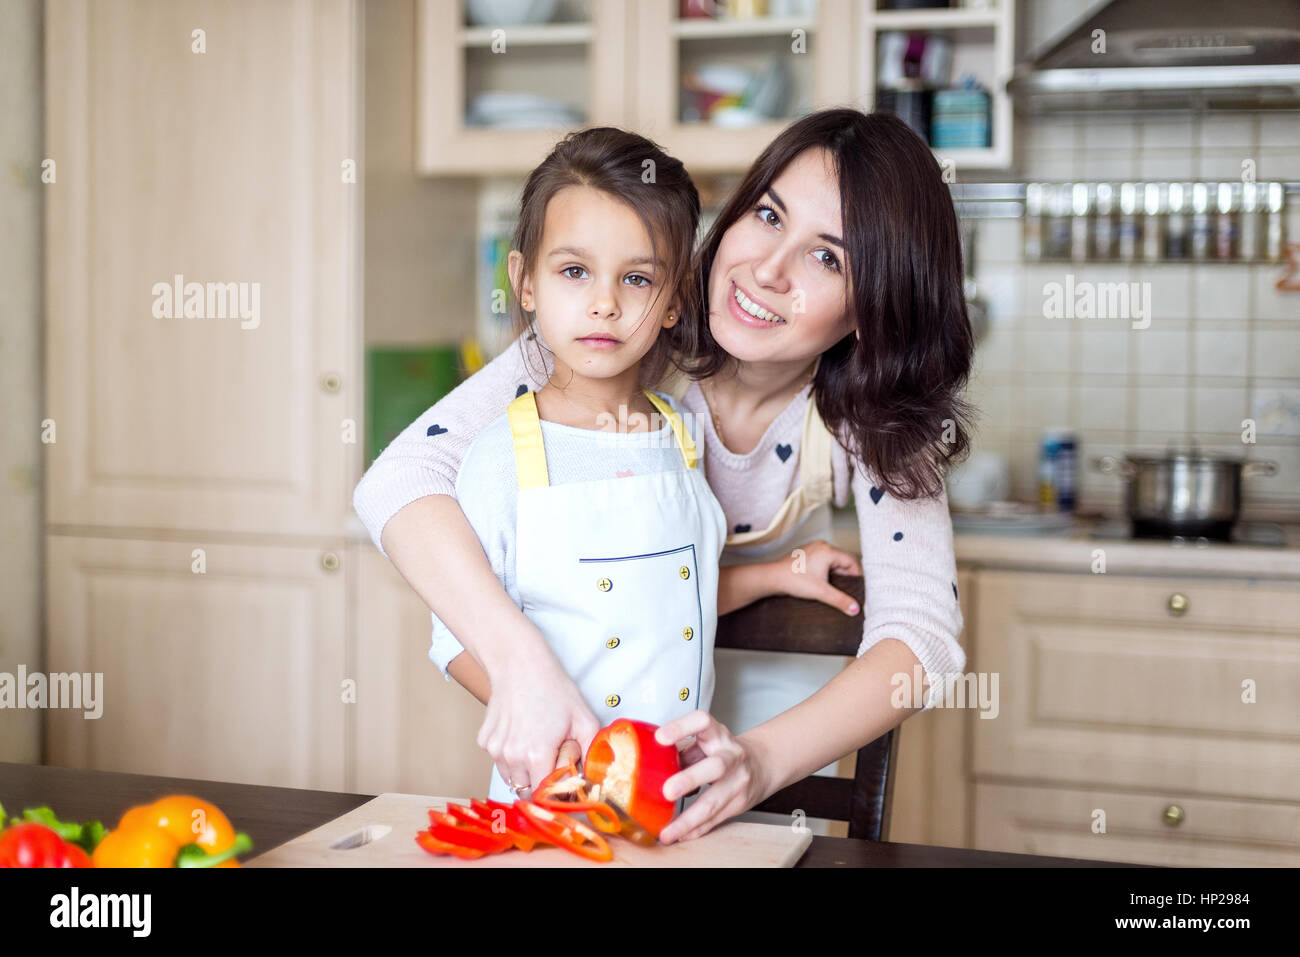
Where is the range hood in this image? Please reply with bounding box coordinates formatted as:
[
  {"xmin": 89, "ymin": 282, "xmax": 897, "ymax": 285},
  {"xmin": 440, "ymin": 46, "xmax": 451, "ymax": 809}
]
[{"xmin": 1011, "ymin": 0, "xmax": 1300, "ymax": 111}]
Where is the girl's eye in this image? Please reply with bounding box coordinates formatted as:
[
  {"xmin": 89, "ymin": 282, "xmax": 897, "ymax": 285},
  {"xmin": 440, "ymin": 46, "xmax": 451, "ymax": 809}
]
[
  {"xmin": 755, "ymin": 203, "xmax": 780, "ymax": 228},
  {"xmin": 625, "ymin": 274, "xmax": 652, "ymax": 288},
  {"xmin": 815, "ymin": 249, "xmax": 841, "ymax": 273},
  {"xmin": 562, "ymin": 265, "xmax": 588, "ymax": 280}
]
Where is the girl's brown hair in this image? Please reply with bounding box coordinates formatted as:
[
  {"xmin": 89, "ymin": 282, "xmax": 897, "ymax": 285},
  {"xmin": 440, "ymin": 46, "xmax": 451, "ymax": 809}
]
[
  {"xmin": 510, "ymin": 127, "xmax": 703, "ymax": 390},
  {"xmin": 687, "ymin": 108, "xmax": 976, "ymax": 499}
]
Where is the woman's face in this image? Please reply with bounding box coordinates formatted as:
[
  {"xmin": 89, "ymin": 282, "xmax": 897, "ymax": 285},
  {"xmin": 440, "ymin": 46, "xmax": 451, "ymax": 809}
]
[{"xmin": 707, "ymin": 147, "xmax": 855, "ymax": 368}]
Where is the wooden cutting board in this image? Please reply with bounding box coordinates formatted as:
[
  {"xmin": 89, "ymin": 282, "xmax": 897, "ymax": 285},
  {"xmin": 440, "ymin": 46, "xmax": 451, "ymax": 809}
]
[{"xmin": 246, "ymin": 793, "xmax": 812, "ymax": 868}]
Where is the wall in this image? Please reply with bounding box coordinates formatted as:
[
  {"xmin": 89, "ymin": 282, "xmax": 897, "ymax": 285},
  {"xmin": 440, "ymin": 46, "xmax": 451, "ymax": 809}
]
[
  {"xmin": 959, "ymin": 0, "xmax": 1300, "ymax": 516},
  {"xmin": 0, "ymin": 0, "xmax": 43, "ymax": 763},
  {"xmin": 365, "ymin": 0, "xmax": 478, "ymax": 345}
]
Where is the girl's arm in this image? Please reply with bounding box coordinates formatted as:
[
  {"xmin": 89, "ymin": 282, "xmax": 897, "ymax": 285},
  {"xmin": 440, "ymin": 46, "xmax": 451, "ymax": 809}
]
[{"xmin": 356, "ymin": 330, "xmax": 598, "ymax": 787}]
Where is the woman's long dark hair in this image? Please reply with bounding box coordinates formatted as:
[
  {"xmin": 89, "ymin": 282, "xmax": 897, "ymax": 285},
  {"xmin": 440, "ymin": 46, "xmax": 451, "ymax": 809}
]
[{"xmin": 688, "ymin": 108, "xmax": 976, "ymax": 500}]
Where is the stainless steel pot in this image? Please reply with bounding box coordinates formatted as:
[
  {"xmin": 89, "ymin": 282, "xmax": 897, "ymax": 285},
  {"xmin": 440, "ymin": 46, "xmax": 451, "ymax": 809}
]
[{"xmin": 1093, "ymin": 446, "xmax": 1278, "ymax": 539}]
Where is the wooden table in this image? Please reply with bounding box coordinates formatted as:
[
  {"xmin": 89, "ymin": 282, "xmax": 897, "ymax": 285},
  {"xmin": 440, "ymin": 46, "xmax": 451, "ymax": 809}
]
[{"xmin": 0, "ymin": 762, "xmax": 1138, "ymax": 867}]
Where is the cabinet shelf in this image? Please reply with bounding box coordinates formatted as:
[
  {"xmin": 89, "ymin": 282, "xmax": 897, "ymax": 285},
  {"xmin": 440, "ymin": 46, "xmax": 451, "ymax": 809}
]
[
  {"xmin": 671, "ymin": 16, "xmax": 816, "ymax": 39},
  {"xmin": 458, "ymin": 23, "xmax": 592, "ymax": 47},
  {"xmin": 871, "ymin": 8, "xmax": 1001, "ymax": 31}
]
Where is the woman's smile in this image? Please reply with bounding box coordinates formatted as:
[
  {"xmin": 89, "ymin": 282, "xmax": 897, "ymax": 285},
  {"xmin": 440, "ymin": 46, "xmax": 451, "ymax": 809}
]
[{"xmin": 727, "ymin": 280, "xmax": 787, "ymax": 328}]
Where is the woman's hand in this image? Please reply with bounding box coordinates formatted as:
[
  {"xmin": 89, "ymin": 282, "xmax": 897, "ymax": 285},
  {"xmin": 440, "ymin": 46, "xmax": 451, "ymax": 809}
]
[
  {"xmin": 651, "ymin": 710, "xmax": 771, "ymax": 845},
  {"xmin": 477, "ymin": 642, "xmax": 601, "ymax": 798},
  {"xmin": 768, "ymin": 539, "xmax": 863, "ymax": 616}
]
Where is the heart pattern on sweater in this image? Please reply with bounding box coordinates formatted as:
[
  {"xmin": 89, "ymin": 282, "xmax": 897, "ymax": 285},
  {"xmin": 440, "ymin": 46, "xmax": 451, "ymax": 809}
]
[
  {"xmin": 427, "ymin": 424, "xmax": 448, "ymax": 437},
  {"xmin": 775, "ymin": 443, "xmax": 793, "ymax": 462},
  {"xmin": 515, "ymin": 384, "xmax": 528, "ymax": 397},
  {"xmin": 733, "ymin": 524, "xmax": 751, "ymax": 533},
  {"xmin": 869, "ymin": 485, "xmax": 884, "ymax": 504}
]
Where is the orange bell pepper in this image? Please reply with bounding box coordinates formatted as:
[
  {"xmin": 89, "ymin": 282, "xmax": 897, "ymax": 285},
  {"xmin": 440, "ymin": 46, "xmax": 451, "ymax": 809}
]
[{"xmin": 93, "ymin": 795, "xmax": 251, "ymax": 868}]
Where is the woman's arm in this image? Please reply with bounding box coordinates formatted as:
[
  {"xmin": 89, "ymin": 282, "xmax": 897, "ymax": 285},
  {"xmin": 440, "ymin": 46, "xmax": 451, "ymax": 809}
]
[
  {"xmin": 353, "ymin": 328, "xmax": 552, "ymax": 556},
  {"xmin": 715, "ymin": 541, "xmax": 862, "ymax": 616},
  {"xmin": 654, "ymin": 470, "xmax": 966, "ymax": 843}
]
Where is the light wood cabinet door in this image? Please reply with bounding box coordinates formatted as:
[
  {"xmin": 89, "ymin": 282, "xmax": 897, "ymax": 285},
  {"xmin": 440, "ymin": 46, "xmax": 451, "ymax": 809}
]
[
  {"xmin": 888, "ymin": 566, "xmax": 974, "ymax": 847},
  {"xmin": 352, "ymin": 544, "xmax": 495, "ymax": 797},
  {"xmin": 971, "ymin": 569, "xmax": 1300, "ymax": 802},
  {"xmin": 45, "ymin": 0, "xmax": 362, "ymax": 536},
  {"xmin": 45, "ymin": 535, "xmax": 347, "ymax": 790},
  {"xmin": 975, "ymin": 780, "xmax": 1300, "ymax": 867},
  {"xmin": 632, "ymin": 0, "xmax": 856, "ymax": 173}
]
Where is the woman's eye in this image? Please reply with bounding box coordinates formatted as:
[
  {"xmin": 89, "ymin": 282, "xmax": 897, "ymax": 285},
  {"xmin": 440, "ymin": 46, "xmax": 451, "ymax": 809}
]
[
  {"xmin": 625, "ymin": 274, "xmax": 652, "ymax": 288},
  {"xmin": 755, "ymin": 204, "xmax": 780, "ymax": 228},
  {"xmin": 815, "ymin": 249, "xmax": 841, "ymax": 272},
  {"xmin": 562, "ymin": 266, "xmax": 588, "ymax": 280}
]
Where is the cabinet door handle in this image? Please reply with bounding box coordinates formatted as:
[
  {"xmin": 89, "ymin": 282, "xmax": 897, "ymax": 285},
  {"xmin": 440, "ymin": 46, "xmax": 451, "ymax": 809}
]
[
  {"xmin": 321, "ymin": 551, "xmax": 340, "ymax": 572},
  {"xmin": 1167, "ymin": 592, "xmax": 1188, "ymax": 616},
  {"xmin": 321, "ymin": 372, "xmax": 342, "ymax": 393},
  {"xmin": 1162, "ymin": 804, "xmax": 1184, "ymax": 826}
]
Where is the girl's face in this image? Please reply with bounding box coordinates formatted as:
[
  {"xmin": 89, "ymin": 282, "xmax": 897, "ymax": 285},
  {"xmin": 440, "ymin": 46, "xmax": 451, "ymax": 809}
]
[
  {"xmin": 708, "ymin": 147, "xmax": 855, "ymax": 367},
  {"xmin": 510, "ymin": 185, "xmax": 679, "ymax": 381}
]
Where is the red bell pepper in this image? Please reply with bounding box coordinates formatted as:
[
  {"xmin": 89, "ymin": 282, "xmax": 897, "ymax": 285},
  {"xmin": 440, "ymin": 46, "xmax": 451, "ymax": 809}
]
[
  {"xmin": 0, "ymin": 823, "xmax": 92, "ymax": 868},
  {"xmin": 515, "ymin": 801, "xmax": 613, "ymax": 863},
  {"xmin": 531, "ymin": 762, "xmax": 621, "ymax": 834},
  {"xmin": 583, "ymin": 719, "xmax": 681, "ymax": 841},
  {"xmin": 426, "ymin": 809, "xmax": 514, "ymax": 855}
]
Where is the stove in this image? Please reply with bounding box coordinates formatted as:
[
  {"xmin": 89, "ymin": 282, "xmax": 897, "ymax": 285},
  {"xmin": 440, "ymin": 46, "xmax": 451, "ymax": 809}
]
[{"xmin": 1088, "ymin": 518, "xmax": 1289, "ymax": 548}]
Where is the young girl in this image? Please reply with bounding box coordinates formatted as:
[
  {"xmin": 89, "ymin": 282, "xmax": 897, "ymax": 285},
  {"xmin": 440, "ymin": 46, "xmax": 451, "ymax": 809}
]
[
  {"xmin": 424, "ymin": 128, "xmax": 855, "ymax": 806},
  {"xmin": 357, "ymin": 110, "xmax": 969, "ymax": 842}
]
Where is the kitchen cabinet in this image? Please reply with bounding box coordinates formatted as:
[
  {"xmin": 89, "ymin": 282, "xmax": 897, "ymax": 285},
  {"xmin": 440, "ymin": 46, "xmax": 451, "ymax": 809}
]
[
  {"xmin": 416, "ymin": 0, "xmax": 1009, "ymax": 176},
  {"xmin": 630, "ymin": 0, "xmax": 855, "ymax": 173},
  {"xmin": 45, "ymin": 0, "xmax": 362, "ymax": 538},
  {"xmin": 969, "ymin": 568, "xmax": 1300, "ymax": 866},
  {"xmin": 415, "ymin": 0, "xmax": 630, "ymax": 176},
  {"xmin": 351, "ymin": 543, "xmax": 494, "ymax": 797},
  {"xmin": 888, "ymin": 566, "xmax": 973, "ymax": 848},
  {"xmin": 859, "ymin": 1, "xmax": 1015, "ymax": 170},
  {"xmin": 45, "ymin": 535, "xmax": 347, "ymax": 791}
]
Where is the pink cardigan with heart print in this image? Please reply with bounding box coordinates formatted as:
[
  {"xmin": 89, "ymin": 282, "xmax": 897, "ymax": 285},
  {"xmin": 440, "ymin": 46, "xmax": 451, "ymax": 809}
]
[{"xmin": 353, "ymin": 330, "xmax": 966, "ymax": 711}]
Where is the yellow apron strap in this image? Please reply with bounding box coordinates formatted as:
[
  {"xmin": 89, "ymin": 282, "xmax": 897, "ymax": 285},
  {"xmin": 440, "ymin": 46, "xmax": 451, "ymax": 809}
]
[
  {"xmin": 507, "ymin": 389, "xmax": 550, "ymax": 490},
  {"xmin": 643, "ymin": 390, "xmax": 698, "ymax": 470}
]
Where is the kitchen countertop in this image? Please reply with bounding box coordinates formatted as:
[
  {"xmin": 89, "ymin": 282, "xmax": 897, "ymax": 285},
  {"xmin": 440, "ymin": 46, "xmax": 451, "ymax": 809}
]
[
  {"xmin": 831, "ymin": 510, "xmax": 1300, "ymax": 581},
  {"xmin": 0, "ymin": 762, "xmax": 1140, "ymax": 867}
]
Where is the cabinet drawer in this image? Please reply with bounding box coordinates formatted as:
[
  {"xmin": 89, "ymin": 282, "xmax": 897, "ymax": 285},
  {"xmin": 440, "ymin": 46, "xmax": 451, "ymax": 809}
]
[
  {"xmin": 975, "ymin": 780, "xmax": 1300, "ymax": 867},
  {"xmin": 971, "ymin": 570, "xmax": 1300, "ymax": 801}
]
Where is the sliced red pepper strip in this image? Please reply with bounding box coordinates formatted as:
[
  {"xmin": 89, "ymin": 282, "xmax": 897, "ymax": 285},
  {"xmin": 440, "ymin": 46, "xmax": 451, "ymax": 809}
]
[
  {"xmin": 515, "ymin": 800, "xmax": 613, "ymax": 863},
  {"xmin": 415, "ymin": 829, "xmax": 486, "ymax": 860},
  {"xmin": 532, "ymin": 762, "xmax": 622, "ymax": 832},
  {"xmin": 427, "ymin": 810, "xmax": 513, "ymax": 854},
  {"xmin": 486, "ymin": 799, "xmax": 553, "ymax": 850}
]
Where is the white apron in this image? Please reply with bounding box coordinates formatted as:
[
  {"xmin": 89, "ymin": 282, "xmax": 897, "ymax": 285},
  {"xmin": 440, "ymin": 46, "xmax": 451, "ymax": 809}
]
[
  {"xmin": 487, "ymin": 388, "xmax": 728, "ymax": 805},
  {"xmin": 662, "ymin": 367, "xmax": 851, "ymax": 835}
]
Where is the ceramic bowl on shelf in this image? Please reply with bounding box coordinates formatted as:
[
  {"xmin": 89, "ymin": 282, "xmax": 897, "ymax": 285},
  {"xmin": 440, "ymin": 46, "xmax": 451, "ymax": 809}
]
[{"xmin": 466, "ymin": 0, "xmax": 559, "ymax": 27}]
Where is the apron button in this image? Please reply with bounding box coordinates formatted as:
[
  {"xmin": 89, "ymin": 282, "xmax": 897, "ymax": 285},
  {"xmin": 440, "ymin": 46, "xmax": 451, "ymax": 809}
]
[
  {"xmin": 678, "ymin": 687, "xmax": 690, "ymax": 701},
  {"xmin": 679, "ymin": 565, "xmax": 690, "ymax": 580},
  {"xmin": 605, "ymin": 693, "xmax": 621, "ymax": 707},
  {"xmin": 605, "ymin": 636, "xmax": 620, "ymax": 649},
  {"xmin": 597, "ymin": 577, "xmax": 612, "ymax": 592},
  {"xmin": 682, "ymin": 626, "xmax": 693, "ymax": 640}
]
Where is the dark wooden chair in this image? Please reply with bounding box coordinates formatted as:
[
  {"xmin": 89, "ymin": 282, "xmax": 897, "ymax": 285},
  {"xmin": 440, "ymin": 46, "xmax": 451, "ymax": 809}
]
[{"xmin": 714, "ymin": 571, "xmax": 899, "ymax": 841}]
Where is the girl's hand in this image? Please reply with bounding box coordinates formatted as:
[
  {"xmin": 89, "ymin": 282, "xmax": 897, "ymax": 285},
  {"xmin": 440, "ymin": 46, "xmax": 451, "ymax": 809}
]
[
  {"xmin": 768, "ymin": 539, "xmax": 863, "ymax": 616},
  {"xmin": 477, "ymin": 642, "xmax": 601, "ymax": 797},
  {"xmin": 652, "ymin": 710, "xmax": 770, "ymax": 845}
]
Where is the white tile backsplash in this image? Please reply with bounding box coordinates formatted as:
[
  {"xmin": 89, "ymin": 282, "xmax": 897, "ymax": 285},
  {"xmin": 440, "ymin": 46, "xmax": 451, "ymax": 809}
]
[
  {"xmin": 1191, "ymin": 325, "xmax": 1250, "ymax": 378},
  {"xmin": 965, "ymin": 108, "xmax": 1300, "ymax": 512},
  {"xmin": 1251, "ymin": 329, "xmax": 1300, "ymax": 379}
]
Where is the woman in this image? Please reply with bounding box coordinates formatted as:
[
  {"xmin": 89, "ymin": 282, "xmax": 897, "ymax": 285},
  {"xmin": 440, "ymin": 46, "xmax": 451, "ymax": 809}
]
[{"xmin": 353, "ymin": 108, "xmax": 975, "ymax": 844}]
